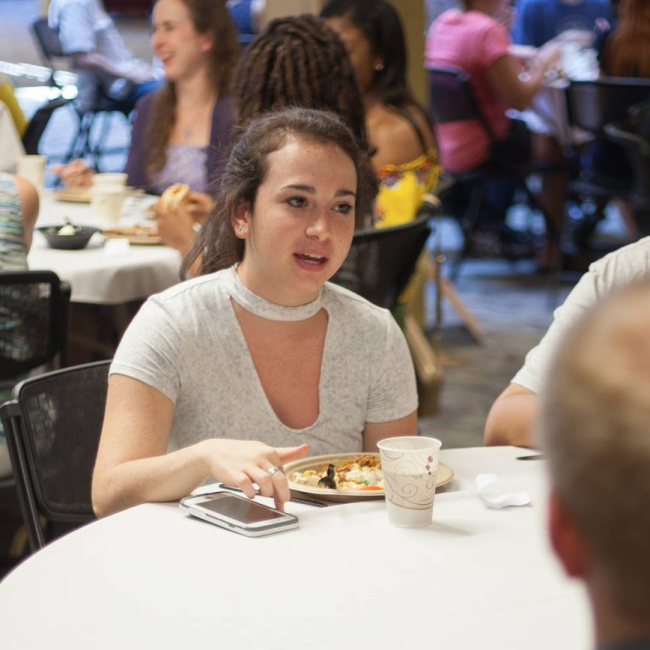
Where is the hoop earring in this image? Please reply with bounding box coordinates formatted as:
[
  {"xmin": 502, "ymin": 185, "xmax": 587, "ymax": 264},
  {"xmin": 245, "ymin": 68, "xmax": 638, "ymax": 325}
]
[{"xmin": 374, "ymin": 62, "xmax": 384, "ymax": 71}]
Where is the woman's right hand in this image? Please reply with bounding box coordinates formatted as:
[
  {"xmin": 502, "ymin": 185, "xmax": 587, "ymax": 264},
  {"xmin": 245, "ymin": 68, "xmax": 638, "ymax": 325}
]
[
  {"xmin": 535, "ymin": 42, "xmax": 562, "ymax": 72},
  {"xmin": 200, "ymin": 439, "xmax": 309, "ymax": 510},
  {"xmin": 50, "ymin": 159, "xmax": 94, "ymax": 187}
]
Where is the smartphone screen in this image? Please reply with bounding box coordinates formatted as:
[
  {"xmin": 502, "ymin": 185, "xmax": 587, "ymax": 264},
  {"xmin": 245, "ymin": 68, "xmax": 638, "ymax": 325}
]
[{"xmin": 196, "ymin": 494, "xmax": 287, "ymax": 524}]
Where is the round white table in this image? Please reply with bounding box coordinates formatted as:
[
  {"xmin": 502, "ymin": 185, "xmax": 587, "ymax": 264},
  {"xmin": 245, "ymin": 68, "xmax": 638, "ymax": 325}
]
[
  {"xmin": 27, "ymin": 191, "xmax": 183, "ymax": 304},
  {"xmin": 0, "ymin": 447, "xmax": 592, "ymax": 649}
]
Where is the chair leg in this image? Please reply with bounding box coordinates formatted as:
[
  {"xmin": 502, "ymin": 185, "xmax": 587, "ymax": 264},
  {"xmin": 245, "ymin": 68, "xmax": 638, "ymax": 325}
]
[
  {"xmin": 64, "ymin": 110, "xmax": 85, "ymax": 162},
  {"xmin": 90, "ymin": 112, "xmax": 113, "ymax": 171},
  {"xmin": 74, "ymin": 112, "xmax": 96, "ymax": 161},
  {"xmin": 451, "ymin": 179, "xmax": 487, "ymax": 281}
]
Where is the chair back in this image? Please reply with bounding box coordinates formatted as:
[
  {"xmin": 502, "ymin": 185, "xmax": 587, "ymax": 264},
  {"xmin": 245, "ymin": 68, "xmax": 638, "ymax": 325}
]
[
  {"xmin": 22, "ymin": 97, "xmax": 69, "ymax": 154},
  {"xmin": 605, "ymin": 101, "xmax": 650, "ymax": 225},
  {"xmin": 426, "ymin": 65, "xmax": 496, "ymax": 140},
  {"xmin": 0, "ymin": 270, "xmax": 70, "ymax": 383},
  {"xmin": 566, "ymin": 77, "xmax": 650, "ymax": 135},
  {"xmin": 31, "ymin": 17, "xmax": 66, "ymax": 63},
  {"xmin": 332, "ymin": 215, "xmax": 432, "ymax": 310},
  {"xmin": 0, "ymin": 361, "xmax": 111, "ymax": 551}
]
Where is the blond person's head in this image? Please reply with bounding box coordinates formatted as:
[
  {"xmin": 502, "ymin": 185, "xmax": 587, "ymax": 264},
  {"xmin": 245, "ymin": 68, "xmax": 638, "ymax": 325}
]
[{"xmin": 539, "ymin": 281, "xmax": 650, "ymax": 623}]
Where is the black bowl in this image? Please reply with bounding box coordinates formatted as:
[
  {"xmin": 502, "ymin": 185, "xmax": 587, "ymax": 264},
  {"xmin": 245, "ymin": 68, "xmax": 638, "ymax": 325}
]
[{"xmin": 37, "ymin": 225, "xmax": 101, "ymax": 250}]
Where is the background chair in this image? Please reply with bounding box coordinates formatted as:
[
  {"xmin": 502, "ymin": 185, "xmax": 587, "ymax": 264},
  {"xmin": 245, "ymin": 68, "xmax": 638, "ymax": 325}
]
[
  {"xmin": 426, "ymin": 65, "xmax": 558, "ymax": 277},
  {"xmin": 30, "ymin": 17, "xmax": 131, "ymax": 167},
  {"xmin": 605, "ymin": 101, "xmax": 650, "ymax": 237},
  {"xmin": 0, "ymin": 271, "xmax": 70, "ymax": 495},
  {"xmin": 0, "ymin": 270, "xmax": 70, "ymax": 389},
  {"xmin": 331, "ymin": 214, "xmax": 432, "ymax": 311},
  {"xmin": 331, "ymin": 214, "xmax": 443, "ymax": 416},
  {"xmin": 21, "ymin": 96, "xmax": 70, "ymax": 155},
  {"xmin": 565, "ymin": 77, "xmax": 650, "ymax": 249},
  {"xmin": 0, "ymin": 361, "xmax": 110, "ymax": 552}
]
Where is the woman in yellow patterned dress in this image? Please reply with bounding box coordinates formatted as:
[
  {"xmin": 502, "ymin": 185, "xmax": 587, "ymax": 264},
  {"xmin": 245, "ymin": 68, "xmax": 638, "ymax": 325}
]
[{"xmin": 322, "ymin": 0, "xmax": 440, "ymax": 228}]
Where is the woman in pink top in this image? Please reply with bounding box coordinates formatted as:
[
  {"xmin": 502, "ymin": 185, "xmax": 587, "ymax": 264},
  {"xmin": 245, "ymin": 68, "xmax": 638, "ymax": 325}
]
[
  {"xmin": 426, "ymin": 0, "xmax": 559, "ymax": 173},
  {"xmin": 426, "ymin": 0, "xmax": 565, "ymax": 266}
]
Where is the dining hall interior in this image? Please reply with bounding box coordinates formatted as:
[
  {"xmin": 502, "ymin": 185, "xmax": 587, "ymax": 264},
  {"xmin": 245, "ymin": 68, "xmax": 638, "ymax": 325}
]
[{"xmin": 1, "ymin": 0, "xmax": 650, "ymax": 647}]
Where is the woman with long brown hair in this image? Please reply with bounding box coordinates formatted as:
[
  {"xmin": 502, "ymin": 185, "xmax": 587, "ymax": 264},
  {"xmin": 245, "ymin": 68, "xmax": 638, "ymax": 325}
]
[
  {"xmin": 600, "ymin": 0, "xmax": 650, "ymax": 77},
  {"xmin": 56, "ymin": 0, "xmax": 238, "ymax": 247},
  {"xmin": 92, "ymin": 108, "xmax": 417, "ymax": 517}
]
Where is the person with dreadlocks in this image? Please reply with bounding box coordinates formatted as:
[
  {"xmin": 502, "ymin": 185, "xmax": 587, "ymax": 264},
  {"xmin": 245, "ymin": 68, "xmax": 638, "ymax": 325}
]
[
  {"xmin": 174, "ymin": 14, "xmax": 375, "ymax": 272},
  {"xmin": 322, "ymin": 0, "xmax": 440, "ymax": 228}
]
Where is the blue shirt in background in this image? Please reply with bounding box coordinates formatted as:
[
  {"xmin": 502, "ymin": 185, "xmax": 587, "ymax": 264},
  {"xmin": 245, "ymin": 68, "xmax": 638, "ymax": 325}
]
[{"xmin": 512, "ymin": 0, "xmax": 613, "ymax": 47}]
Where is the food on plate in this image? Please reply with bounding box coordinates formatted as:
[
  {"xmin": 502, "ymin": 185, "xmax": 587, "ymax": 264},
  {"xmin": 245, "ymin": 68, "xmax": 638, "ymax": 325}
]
[
  {"xmin": 57, "ymin": 224, "xmax": 77, "ymax": 236},
  {"xmin": 102, "ymin": 224, "xmax": 159, "ymax": 238},
  {"xmin": 290, "ymin": 455, "xmax": 383, "ymax": 491},
  {"xmin": 160, "ymin": 183, "xmax": 190, "ymax": 213}
]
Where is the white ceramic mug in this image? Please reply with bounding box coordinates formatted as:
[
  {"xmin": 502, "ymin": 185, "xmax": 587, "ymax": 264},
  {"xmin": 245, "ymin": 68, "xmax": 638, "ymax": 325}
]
[{"xmin": 377, "ymin": 436, "xmax": 442, "ymax": 528}]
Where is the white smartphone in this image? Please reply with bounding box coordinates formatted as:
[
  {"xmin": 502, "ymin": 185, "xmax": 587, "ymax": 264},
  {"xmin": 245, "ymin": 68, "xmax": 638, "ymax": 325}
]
[{"xmin": 180, "ymin": 492, "xmax": 299, "ymax": 537}]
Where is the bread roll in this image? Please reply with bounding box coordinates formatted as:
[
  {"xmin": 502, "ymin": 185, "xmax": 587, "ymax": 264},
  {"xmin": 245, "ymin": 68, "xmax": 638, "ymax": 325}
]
[{"xmin": 161, "ymin": 183, "xmax": 190, "ymax": 213}]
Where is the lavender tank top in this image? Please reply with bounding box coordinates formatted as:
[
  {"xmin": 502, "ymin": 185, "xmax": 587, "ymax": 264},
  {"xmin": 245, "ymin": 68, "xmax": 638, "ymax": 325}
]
[{"xmin": 150, "ymin": 145, "xmax": 209, "ymax": 195}]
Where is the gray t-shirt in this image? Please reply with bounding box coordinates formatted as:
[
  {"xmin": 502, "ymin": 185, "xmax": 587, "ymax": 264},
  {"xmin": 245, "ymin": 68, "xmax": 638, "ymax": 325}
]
[
  {"xmin": 111, "ymin": 266, "xmax": 418, "ymax": 456},
  {"xmin": 512, "ymin": 236, "xmax": 650, "ymax": 394}
]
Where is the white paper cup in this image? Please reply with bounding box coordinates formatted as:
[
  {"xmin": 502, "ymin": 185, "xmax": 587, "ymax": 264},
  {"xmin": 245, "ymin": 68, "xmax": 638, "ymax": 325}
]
[
  {"xmin": 377, "ymin": 436, "xmax": 442, "ymax": 528},
  {"xmin": 92, "ymin": 172, "xmax": 128, "ymax": 188},
  {"xmin": 90, "ymin": 186, "xmax": 126, "ymax": 224},
  {"xmin": 16, "ymin": 155, "xmax": 46, "ymax": 190}
]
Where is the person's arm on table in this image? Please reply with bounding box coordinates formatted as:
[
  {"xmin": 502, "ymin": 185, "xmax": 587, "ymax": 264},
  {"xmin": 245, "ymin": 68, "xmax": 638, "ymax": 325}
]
[
  {"xmin": 363, "ymin": 410, "xmax": 418, "ymax": 452},
  {"xmin": 484, "ymin": 383, "xmax": 538, "ymax": 448},
  {"xmin": 485, "ymin": 42, "xmax": 561, "ymax": 112},
  {"xmin": 12, "ymin": 174, "xmax": 39, "ymax": 250},
  {"xmin": 92, "ymin": 375, "xmax": 308, "ymax": 517}
]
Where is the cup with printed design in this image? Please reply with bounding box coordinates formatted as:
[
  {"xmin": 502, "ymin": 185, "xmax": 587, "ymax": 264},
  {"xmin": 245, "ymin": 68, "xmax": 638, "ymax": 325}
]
[
  {"xmin": 90, "ymin": 186, "xmax": 126, "ymax": 225},
  {"xmin": 377, "ymin": 436, "xmax": 442, "ymax": 528}
]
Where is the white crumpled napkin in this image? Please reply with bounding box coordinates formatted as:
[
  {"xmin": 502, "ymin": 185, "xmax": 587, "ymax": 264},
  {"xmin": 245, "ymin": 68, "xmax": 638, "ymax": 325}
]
[
  {"xmin": 104, "ymin": 238, "xmax": 131, "ymax": 257},
  {"xmin": 476, "ymin": 474, "xmax": 532, "ymax": 509}
]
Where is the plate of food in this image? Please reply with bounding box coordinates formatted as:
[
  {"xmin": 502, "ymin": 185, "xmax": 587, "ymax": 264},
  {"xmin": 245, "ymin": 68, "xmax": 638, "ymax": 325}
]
[
  {"xmin": 284, "ymin": 453, "xmax": 454, "ymax": 503},
  {"xmin": 52, "ymin": 187, "xmax": 92, "ymax": 203},
  {"xmin": 53, "ymin": 186, "xmax": 144, "ymax": 203},
  {"xmin": 102, "ymin": 224, "xmax": 162, "ymax": 245}
]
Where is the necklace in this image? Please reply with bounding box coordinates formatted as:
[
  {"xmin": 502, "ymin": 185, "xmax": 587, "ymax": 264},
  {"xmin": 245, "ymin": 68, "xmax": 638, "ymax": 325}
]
[{"xmin": 178, "ymin": 102, "xmax": 210, "ymax": 140}]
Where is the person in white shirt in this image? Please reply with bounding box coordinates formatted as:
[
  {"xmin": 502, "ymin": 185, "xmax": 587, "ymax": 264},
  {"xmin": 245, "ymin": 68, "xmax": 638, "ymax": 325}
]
[
  {"xmin": 48, "ymin": 0, "xmax": 161, "ymax": 113},
  {"xmin": 485, "ymin": 236, "xmax": 650, "ymax": 448}
]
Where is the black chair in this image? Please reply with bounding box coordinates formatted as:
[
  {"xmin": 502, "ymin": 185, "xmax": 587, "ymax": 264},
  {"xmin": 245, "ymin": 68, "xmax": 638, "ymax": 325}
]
[
  {"xmin": 30, "ymin": 17, "xmax": 131, "ymax": 167},
  {"xmin": 0, "ymin": 271, "xmax": 71, "ymax": 549},
  {"xmin": 565, "ymin": 77, "xmax": 650, "ymax": 247},
  {"xmin": 331, "ymin": 214, "xmax": 432, "ymax": 311},
  {"xmin": 426, "ymin": 65, "xmax": 557, "ymax": 276},
  {"xmin": 0, "ymin": 361, "xmax": 111, "ymax": 552},
  {"xmin": 0, "ymin": 270, "xmax": 70, "ymax": 389},
  {"xmin": 21, "ymin": 96, "xmax": 69, "ymax": 155},
  {"xmin": 605, "ymin": 101, "xmax": 650, "ymax": 237}
]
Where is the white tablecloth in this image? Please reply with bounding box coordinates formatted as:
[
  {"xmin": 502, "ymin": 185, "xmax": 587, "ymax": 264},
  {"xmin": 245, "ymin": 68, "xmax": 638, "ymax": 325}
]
[
  {"xmin": 27, "ymin": 191, "xmax": 183, "ymax": 304},
  {"xmin": 0, "ymin": 447, "xmax": 592, "ymax": 649}
]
